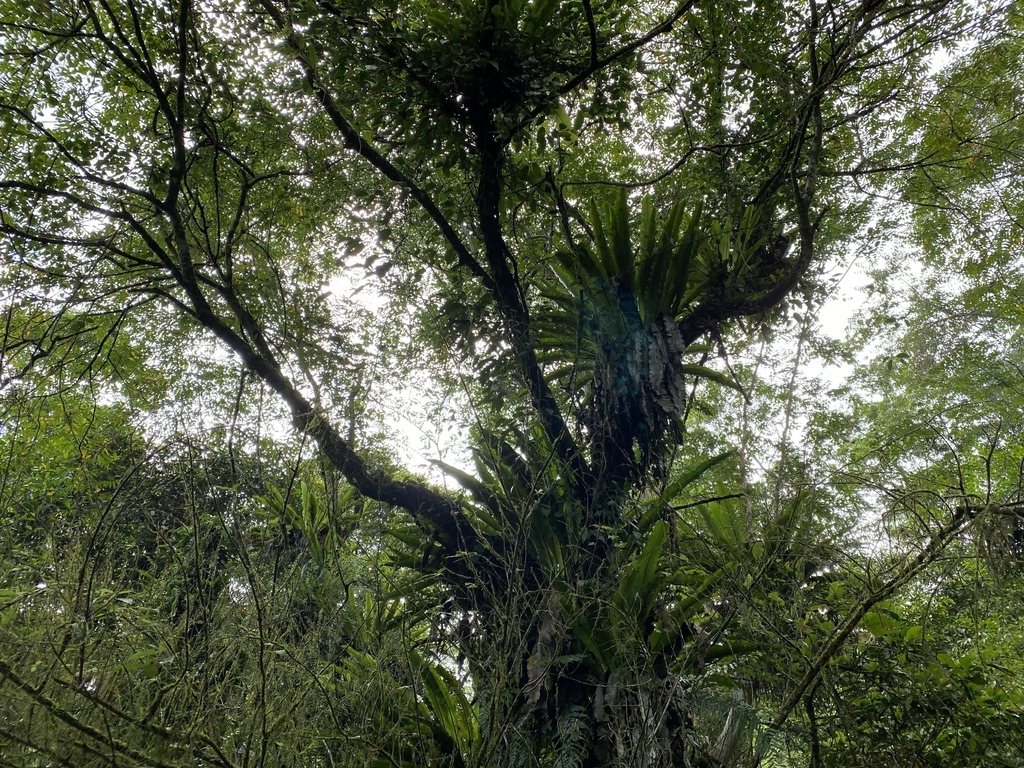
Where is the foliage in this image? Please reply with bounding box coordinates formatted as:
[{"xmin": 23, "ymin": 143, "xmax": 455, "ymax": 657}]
[{"xmin": 2, "ymin": 0, "xmax": 1023, "ymax": 767}]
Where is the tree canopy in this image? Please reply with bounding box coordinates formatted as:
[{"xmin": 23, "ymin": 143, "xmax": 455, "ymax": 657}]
[{"xmin": 1, "ymin": 1, "xmax": 1023, "ymax": 767}]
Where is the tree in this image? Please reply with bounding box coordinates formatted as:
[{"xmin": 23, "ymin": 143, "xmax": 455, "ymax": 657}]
[{"xmin": 1, "ymin": 0, "xmax": 1016, "ymax": 766}]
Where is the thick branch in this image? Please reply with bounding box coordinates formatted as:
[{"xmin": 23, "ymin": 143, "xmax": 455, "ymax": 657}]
[
  {"xmin": 472, "ymin": 120, "xmax": 591, "ymax": 502},
  {"xmin": 175, "ymin": 265, "xmax": 477, "ymax": 553},
  {"xmin": 677, "ymin": 0, "xmax": 829, "ymax": 346}
]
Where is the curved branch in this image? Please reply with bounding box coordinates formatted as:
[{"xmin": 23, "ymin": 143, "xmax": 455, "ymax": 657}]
[
  {"xmin": 159, "ymin": 201, "xmax": 478, "ymax": 551},
  {"xmin": 555, "ymin": 0, "xmax": 698, "ymax": 98},
  {"xmin": 257, "ymin": 0, "xmax": 493, "ymax": 293},
  {"xmin": 472, "ymin": 121, "xmax": 591, "ymax": 503},
  {"xmin": 771, "ymin": 502, "xmax": 977, "ymax": 730},
  {"xmin": 3, "ymin": 171, "xmax": 478, "ymax": 556}
]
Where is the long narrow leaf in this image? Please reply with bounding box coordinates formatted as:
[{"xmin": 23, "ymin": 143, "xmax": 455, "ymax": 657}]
[
  {"xmin": 663, "ymin": 201, "xmax": 702, "ymax": 317},
  {"xmin": 589, "ymin": 199, "xmax": 613, "ymax": 281},
  {"xmin": 639, "ymin": 450, "xmax": 735, "ymax": 530},
  {"xmin": 679, "ymin": 363, "xmax": 743, "ymax": 392},
  {"xmin": 610, "ymin": 188, "xmax": 634, "ymax": 290}
]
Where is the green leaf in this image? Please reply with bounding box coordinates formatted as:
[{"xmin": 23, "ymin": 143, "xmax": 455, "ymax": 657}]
[
  {"xmin": 609, "ymin": 187, "xmax": 635, "ymax": 290},
  {"xmin": 641, "ymin": 450, "xmax": 734, "ymax": 525},
  {"xmin": 679, "ymin": 363, "xmax": 743, "ymax": 393},
  {"xmin": 903, "ymin": 625, "xmax": 924, "ymax": 642}
]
